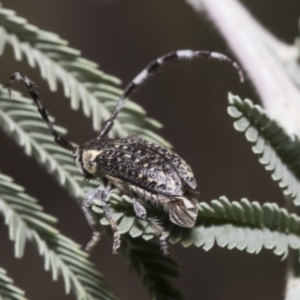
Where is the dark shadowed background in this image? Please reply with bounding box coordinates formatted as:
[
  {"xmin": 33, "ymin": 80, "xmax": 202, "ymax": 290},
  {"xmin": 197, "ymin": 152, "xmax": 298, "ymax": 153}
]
[{"xmin": 0, "ymin": 0, "xmax": 299, "ymax": 299}]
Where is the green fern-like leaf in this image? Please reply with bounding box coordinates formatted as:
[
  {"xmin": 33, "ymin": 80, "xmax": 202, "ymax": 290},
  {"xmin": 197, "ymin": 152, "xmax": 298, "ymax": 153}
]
[
  {"xmin": 0, "ymin": 172, "xmax": 117, "ymax": 300},
  {"xmin": 122, "ymin": 237, "xmax": 184, "ymax": 300},
  {"xmin": 0, "ymin": 6, "xmax": 169, "ymax": 147},
  {"xmin": 93, "ymin": 194, "xmax": 300, "ymax": 259},
  {"xmin": 0, "ymin": 267, "xmax": 28, "ymax": 300},
  {"xmin": 228, "ymin": 94, "xmax": 300, "ymax": 205},
  {"xmin": 0, "ymin": 85, "xmax": 91, "ymax": 199}
]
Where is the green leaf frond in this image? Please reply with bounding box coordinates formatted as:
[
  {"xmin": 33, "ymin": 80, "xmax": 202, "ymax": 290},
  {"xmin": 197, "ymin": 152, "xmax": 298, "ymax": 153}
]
[
  {"xmin": 0, "ymin": 86, "xmax": 180, "ymax": 298},
  {"xmin": 228, "ymin": 94, "xmax": 300, "ymax": 205},
  {"xmin": 93, "ymin": 194, "xmax": 300, "ymax": 259},
  {"xmin": 0, "ymin": 85, "xmax": 93, "ymax": 199},
  {"xmin": 0, "ymin": 6, "xmax": 169, "ymax": 147},
  {"xmin": 0, "ymin": 172, "xmax": 117, "ymax": 300},
  {"xmin": 0, "ymin": 267, "xmax": 28, "ymax": 300},
  {"xmin": 122, "ymin": 237, "xmax": 184, "ymax": 300}
]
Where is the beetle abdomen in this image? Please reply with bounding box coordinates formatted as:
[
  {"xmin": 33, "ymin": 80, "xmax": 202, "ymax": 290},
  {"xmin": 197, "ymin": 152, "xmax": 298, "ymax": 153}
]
[
  {"xmin": 128, "ymin": 184, "xmax": 198, "ymax": 228},
  {"xmin": 167, "ymin": 196, "xmax": 198, "ymax": 228}
]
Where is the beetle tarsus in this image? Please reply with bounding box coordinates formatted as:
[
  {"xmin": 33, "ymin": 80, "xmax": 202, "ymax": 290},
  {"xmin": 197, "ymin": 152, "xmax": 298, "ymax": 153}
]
[
  {"xmin": 85, "ymin": 231, "xmax": 101, "ymax": 253},
  {"xmin": 112, "ymin": 232, "xmax": 121, "ymax": 254},
  {"xmin": 159, "ymin": 236, "xmax": 169, "ymax": 256},
  {"xmin": 82, "ymin": 188, "xmax": 103, "ymax": 253}
]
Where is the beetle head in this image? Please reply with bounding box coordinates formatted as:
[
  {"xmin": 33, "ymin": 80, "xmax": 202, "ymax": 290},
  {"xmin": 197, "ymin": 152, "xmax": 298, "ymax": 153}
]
[
  {"xmin": 73, "ymin": 146, "xmax": 95, "ymax": 180},
  {"xmin": 73, "ymin": 138, "xmax": 108, "ymax": 180}
]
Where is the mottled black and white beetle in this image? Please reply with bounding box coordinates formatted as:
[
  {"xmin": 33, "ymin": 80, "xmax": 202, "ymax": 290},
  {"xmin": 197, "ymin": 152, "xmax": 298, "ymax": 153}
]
[{"xmin": 7, "ymin": 50, "xmax": 244, "ymax": 255}]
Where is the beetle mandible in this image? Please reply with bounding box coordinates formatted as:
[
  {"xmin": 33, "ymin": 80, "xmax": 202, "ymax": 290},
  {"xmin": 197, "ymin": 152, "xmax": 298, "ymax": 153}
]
[{"xmin": 7, "ymin": 50, "xmax": 244, "ymax": 255}]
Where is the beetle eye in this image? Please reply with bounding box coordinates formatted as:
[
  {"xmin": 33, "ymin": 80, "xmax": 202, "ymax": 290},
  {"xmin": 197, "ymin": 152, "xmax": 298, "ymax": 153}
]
[{"xmin": 74, "ymin": 152, "xmax": 84, "ymax": 175}]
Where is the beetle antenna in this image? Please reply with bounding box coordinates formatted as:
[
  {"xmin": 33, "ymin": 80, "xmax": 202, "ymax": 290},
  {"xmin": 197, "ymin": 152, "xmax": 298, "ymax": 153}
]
[
  {"xmin": 6, "ymin": 72, "xmax": 75, "ymax": 152},
  {"xmin": 98, "ymin": 49, "xmax": 245, "ymax": 139}
]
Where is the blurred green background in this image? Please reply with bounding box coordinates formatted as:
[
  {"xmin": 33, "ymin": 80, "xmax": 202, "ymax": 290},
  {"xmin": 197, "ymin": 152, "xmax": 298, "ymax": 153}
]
[{"xmin": 0, "ymin": 0, "xmax": 299, "ymax": 299}]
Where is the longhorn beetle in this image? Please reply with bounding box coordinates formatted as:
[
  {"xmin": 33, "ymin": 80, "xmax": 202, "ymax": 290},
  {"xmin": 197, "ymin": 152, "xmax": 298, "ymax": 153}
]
[{"xmin": 7, "ymin": 50, "xmax": 244, "ymax": 255}]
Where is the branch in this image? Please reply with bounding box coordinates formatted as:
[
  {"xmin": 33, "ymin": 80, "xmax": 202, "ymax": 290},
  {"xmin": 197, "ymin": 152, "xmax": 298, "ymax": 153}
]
[{"xmin": 185, "ymin": 0, "xmax": 300, "ymax": 135}]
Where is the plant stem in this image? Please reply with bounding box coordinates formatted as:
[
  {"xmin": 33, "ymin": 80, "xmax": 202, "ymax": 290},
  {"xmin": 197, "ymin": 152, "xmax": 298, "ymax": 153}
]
[{"xmin": 186, "ymin": 0, "xmax": 300, "ymax": 135}]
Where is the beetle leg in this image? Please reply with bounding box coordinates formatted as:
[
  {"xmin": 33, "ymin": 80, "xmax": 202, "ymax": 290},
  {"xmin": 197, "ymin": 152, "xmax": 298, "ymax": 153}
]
[
  {"xmin": 101, "ymin": 193, "xmax": 121, "ymax": 254},
  {"xmin": 132, "ymin": 198, "xmax": 169, "ymax": 255},
  {"xmin": 82, "ymin": 187, "xmax": 103, "ymax": 252},
  {"xmin": 82, "ymin": 185, "xmax": 121, "ymax": 254}
]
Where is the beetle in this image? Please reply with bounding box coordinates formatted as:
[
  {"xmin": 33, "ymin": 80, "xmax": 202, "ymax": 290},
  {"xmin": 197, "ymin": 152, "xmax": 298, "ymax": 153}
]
[{"xmin": 7, "ymin": 50, "xmax": 244, "ymax": 255}]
